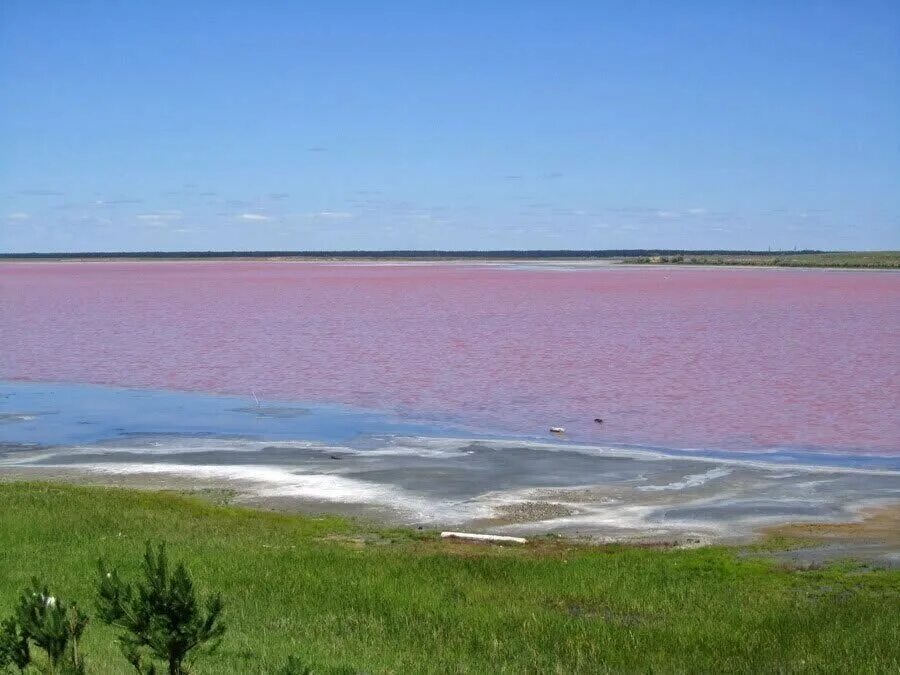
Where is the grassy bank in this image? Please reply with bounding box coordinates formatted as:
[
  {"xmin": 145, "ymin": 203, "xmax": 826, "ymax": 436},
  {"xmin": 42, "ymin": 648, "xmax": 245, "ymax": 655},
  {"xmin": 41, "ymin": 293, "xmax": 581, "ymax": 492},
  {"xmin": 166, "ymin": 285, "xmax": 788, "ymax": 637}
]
[
  {"xmin": 0, "ymin": 483, "xmax": 897, "ymax": 673},
  {"xmin": 621, "ymin": 251, "xmax": 900, "ymax": 268}
]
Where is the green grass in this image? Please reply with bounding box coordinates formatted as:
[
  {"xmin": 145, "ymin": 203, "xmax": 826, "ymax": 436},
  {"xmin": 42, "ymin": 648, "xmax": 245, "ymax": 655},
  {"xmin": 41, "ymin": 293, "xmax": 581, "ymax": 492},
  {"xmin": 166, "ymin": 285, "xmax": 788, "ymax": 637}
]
[
  {"xmin": 1, "ymin": 483, "xmax": 897, "ymax": 673},
  {"xmin": 621, "ymin": 251, "xmax": 900, "ymax": 268}
]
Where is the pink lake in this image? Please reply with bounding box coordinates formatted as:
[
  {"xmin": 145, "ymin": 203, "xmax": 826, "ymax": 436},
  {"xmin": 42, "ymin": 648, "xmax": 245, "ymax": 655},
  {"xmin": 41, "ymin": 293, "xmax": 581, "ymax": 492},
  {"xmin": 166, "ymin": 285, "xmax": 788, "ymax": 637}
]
[{"xmin": 1, "ymin": 262, "xmax": 898, "ymax": 455}]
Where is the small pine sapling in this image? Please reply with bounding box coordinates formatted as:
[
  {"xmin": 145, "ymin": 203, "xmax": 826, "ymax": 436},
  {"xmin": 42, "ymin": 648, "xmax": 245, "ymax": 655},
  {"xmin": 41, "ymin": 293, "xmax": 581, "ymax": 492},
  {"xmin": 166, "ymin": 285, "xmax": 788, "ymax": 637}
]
[
  {"xmin": 0, "ymin": 616, "xmax": 30, "ymax": 673},
  {"xmin": 97, "ymin": 543, "xmax": 225, "ymax": 675},
  {"xmin": 11, "ymin": 579, "xmax": 88, "ymax": 674}
]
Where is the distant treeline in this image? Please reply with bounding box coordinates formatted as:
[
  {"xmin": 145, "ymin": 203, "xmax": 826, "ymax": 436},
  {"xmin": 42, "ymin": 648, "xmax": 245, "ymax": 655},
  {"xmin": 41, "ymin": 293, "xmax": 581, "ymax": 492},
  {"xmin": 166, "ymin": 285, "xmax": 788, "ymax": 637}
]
[
  {"xmin": 625, "ymin": 251, "xmax": 900, "ymax": 268},
  {"xmin": 0, "ymin": 249, "xmax": 823, "ymax": 260}
]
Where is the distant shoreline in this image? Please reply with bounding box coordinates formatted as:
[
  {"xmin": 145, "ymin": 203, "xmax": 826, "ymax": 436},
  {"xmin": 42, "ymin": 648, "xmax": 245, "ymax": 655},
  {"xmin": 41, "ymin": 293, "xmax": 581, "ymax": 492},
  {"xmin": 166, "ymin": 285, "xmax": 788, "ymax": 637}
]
[
  {"xmin": 2, "ymin": 250, "xmax": 898, "ymax": 269},
  {"xmin": 0, "ymin": 249, "xmax": 828, "ymax": 259},
  {"xmin": 620, "ymin": 251, "xmax": 900, "ymax": 269}
]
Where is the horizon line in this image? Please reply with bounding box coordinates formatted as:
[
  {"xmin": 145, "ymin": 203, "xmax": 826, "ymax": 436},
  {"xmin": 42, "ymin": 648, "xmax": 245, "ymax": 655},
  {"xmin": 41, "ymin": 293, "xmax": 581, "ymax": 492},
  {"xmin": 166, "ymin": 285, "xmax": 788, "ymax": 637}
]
[{"xmin": 0, "ymin": 248, "xmax": 842, "ymax": 260}]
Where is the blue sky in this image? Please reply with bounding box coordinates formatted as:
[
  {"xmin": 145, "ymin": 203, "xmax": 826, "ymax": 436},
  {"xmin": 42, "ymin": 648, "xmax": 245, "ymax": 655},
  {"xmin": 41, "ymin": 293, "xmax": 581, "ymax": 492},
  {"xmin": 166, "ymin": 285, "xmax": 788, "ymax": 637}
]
[{"xmin": 1, "ymin": 1, "xmax": 898, "ymax": 252}]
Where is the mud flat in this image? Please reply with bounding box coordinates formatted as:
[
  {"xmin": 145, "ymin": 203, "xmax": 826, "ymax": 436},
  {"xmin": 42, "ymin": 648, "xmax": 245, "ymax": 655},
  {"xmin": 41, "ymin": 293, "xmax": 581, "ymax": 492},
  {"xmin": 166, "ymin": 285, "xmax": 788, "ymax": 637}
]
[
  {"xmin": 757, "ymin": 505, "xmax": 900, "ymax": 568},
  {"xmin": 3, "ymin": 441, "xmax": 898, "ymax": 566}
]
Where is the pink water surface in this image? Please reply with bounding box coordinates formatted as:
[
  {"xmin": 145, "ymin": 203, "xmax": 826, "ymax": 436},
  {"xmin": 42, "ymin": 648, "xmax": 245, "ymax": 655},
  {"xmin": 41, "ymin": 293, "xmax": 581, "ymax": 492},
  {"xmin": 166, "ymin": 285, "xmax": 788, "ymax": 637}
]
[{"xmin": 1, "ymin": 262, "xmax": 898, "ymax": 454}]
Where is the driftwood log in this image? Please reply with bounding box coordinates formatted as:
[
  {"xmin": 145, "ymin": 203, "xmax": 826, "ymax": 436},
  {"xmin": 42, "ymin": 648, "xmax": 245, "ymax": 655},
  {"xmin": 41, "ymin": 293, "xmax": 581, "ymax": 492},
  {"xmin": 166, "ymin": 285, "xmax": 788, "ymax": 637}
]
[{"xmin": 440, "ymin": 531, "xmax": 527, "ymax": 544}]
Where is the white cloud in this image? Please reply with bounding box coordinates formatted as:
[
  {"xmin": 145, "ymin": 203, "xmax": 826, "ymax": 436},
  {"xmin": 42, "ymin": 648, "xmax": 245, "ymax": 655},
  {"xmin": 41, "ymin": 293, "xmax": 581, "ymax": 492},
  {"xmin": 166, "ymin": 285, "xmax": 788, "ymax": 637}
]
[
  {"xmin": 239, "ymin": 213, "xmax": 271, "ymax": 221},
  {"xmin": 655, "ymin": 210, "xmax": 679, "ymax": 218},
  {"xmin": 137, "ymin": 211, "xmax": 182, "ymax": 222},
  {"xmin": 6, "ymin": 212, "xmax": 30, "ymax": 220},
  {"xmin": 687, "ymin": 207, "xmax": 708, "ymax": 215},
  {"xmin": 313, "ymin": 211, "xmax": 353, "ymax": 219}
]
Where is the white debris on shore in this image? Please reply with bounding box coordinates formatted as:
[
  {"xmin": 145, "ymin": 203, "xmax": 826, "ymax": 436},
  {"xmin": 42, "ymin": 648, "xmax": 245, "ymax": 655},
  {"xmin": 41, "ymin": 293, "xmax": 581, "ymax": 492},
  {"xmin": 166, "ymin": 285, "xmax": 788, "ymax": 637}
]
[{"xmin": 440, "ymin": 531, "xmax": 528, "ymax": 544}]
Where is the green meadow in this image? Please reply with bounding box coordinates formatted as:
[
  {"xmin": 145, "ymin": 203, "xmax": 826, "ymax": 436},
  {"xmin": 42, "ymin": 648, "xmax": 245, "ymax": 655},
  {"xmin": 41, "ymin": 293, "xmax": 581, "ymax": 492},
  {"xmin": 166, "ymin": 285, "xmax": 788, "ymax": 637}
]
[{"xmin": 1, "ymin": 482, "xmax": 897, "ymax": 673}]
